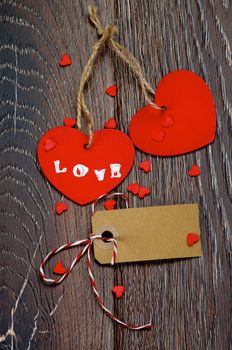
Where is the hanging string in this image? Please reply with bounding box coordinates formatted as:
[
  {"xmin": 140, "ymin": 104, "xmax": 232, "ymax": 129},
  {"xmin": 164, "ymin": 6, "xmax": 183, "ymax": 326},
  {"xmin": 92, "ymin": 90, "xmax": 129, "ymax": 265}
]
[{"xmin": 76, "ymin": 5, "xmax": 163, "ymax": 148}]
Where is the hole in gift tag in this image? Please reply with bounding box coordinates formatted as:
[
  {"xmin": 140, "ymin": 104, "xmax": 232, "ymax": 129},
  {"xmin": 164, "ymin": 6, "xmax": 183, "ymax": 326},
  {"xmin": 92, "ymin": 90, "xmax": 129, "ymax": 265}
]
[
  {"xmin": 93, "ymin": 224, "xmax": 119, "ymax": 250},
  {"xmin": 102, "ymin": 230, "xmax": 113, "ymax": 243}
]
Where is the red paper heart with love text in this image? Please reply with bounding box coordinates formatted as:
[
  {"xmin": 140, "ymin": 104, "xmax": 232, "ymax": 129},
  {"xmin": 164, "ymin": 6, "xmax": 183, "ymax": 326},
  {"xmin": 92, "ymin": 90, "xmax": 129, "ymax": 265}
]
[
  {"xmin": 38, "ymin": 127, "xmax": 134, "ymax": 205},
  {"xmin": 129, "ymin": 70, "xmax": 216, "ymax": 156}
]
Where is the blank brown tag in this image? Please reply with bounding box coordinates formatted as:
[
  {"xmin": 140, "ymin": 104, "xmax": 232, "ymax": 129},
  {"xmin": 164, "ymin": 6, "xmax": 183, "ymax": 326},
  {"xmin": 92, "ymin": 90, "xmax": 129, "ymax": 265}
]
[{"xmin": 92, "ymin": 203, "xmax": 201, "ymax": 264}]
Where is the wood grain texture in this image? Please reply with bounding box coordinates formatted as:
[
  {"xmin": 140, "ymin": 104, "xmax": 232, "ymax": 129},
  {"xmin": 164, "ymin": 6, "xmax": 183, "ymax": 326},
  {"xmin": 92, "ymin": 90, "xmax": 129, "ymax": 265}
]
[{"xmin": 0, "ymin": 0, "xmax": 231, "ymax": 349}]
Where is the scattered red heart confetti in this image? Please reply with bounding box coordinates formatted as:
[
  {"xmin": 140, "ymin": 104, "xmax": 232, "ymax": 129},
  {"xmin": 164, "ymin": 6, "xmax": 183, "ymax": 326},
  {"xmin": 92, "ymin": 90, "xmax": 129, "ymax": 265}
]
[
  {"xmin": 104, "ymin": 117, "xmax": 117, "ymax": 129},
  {"xmin": 55, "ymin": 202, "xmax": 69, "ymax": 215},
  {"xmin": 186, "ymin": 233, "xmax": 200, "ymax": 246},
  {"xmin": 59, "ymin": 54, "xmax": 72, "ymax": 67},
  {"xmin": 44, "ymin": 138, "xmax": 56, "ymax": 151},
  {"xmin": 105, "ymin": 85, "xmax": 117, "ymax": 97},
  {"xmin": 63, "ymin": 117, "xmax": 76, "ymax": 127},
  {"xmin": 187, "ymin": 165, "xmax": 201, "ymax": 177},
  {"xmin": 112, "ymin": 285, "xmax": 125, "ymax": 299},
  {"xmin": 127, "ymin": 183, "xmax": 140, "ymax": 195},
  {"xmin": 103, "ymin": 199, "xmax": 116, "ymax": 210},
  {"xmin": 139, "ymin": 160, "xmax": 151, "ymax": 173},
  {"xmin": 53, "ymin": 261, "xmax": 66, "ymax": 275},
  {"xmin": 151, "ymin": 129, "xmax": 165, "ymax": 142},
  {"xmin": 161, "ymin": 115, "xmax": 174, "ymax": 128},
  {"xmin": 138, "ymin": 187, "xmax": 151, "ymax": 199}
]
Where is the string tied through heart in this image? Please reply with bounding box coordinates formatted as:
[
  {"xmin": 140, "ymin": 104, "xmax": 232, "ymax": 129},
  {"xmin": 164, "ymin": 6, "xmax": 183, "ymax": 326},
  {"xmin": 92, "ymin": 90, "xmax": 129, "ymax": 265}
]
[
  {"xmin": 76, "ymin": 5, "xmax": 163, "ymax": 148},
  {"xmin": 39, "ymin": 192, "xmax": 151, "ymax": 330}
]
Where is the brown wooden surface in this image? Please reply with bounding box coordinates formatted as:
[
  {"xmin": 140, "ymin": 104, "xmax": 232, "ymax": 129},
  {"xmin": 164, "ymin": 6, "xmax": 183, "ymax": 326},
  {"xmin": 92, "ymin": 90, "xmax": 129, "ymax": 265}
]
[{"xmin": 0, "ymin": 1, "xmax": 231, "ymax": 349}]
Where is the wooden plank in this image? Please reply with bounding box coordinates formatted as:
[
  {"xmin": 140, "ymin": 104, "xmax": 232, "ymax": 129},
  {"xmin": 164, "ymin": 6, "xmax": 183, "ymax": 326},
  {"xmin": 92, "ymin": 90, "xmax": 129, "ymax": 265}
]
[
  {"xmin": 113, "ymin": 1, "xmax": 232, "ymax": 349},
  {"xmin": 0, "ymin": 0, "xmax": 231, "ymax": 349}
]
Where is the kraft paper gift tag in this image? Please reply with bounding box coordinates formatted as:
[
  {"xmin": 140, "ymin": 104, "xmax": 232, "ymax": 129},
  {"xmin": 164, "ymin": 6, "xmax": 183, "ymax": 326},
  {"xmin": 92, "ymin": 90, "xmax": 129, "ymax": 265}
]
[{"xmin": 92, "ymin": 203, "xmax": 201, "ymax": 264}]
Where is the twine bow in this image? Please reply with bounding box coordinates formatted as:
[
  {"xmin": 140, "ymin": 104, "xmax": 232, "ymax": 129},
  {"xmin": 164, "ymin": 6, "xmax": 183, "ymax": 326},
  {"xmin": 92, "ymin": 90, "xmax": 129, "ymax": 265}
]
[
  {"xmin": 76, "ymin": 5, "xmax": 163, "ymax": 148},
  {"xmin": 39, "ymin": 193, "xmax": 151, "ymax": 330},
  {"xmin": 40, "ymin": 234, "xmax": 151, "ymax": 330}
]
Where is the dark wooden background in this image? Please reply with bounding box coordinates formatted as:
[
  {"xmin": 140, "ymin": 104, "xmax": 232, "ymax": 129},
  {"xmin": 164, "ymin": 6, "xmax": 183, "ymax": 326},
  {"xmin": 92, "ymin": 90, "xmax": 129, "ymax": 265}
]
[{"xmin": 0, "ymin": 0, "xmax": 231, "ymax": 349}]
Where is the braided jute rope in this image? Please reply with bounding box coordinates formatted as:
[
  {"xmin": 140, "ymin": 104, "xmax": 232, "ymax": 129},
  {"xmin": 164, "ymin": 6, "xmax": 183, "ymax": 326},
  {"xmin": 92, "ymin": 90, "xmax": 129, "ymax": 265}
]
[{"xmin": 76, "ymin": 5, "xmax": 163, "ymax": 148}]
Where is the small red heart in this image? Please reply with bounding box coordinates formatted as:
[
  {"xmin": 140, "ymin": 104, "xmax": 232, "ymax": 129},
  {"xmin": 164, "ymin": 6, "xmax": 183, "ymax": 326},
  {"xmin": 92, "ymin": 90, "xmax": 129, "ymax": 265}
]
[
  {"xmin": 44, "ymin": 138, "xmax": 56, "ymax": 151},
  {"xmin": 55, "ymin": 202, "xmax": 68, "ymax": 215},
  {"xmin": 53, "ymin": 261, "xmax": 66, "ymax": 275},
  {"xmin": 139, "ymin": 160, "xmax": 151, "ymax": 173},
  {"xmin": 187, "ymin": 165, "xmax": 201, "ymax": 177},
  {"xmin": 151, "ymin": 128, "xmax": 165, "ymax": 143},
  {"xmin": 104, "ymin": 118, "xmax": 117, "ymax": 129},
  {"xmin": 138, "ymin": 187, "xmax": 151, "ymax": 199},
  {"xmin": 127, "ymin": 183, "xmax": 140, "ymax": 195},
  {"xmin": 105, "ymin": 85, "xmax": 117, "ymax": 97},
  {"xmin": 112, "ymin": 285, "xmax": 125, "ymax": 299},
  {"xmin": 104, "ymin": 199, "xmax": 116, "ymax": 210},
  {"xmin": 186, "ymin": 233, "xmax": 200, "ymax": 246},
  {"xmin": 161, "ymin": 115, "xmax": 174, "ymax": 128},
  {"xmin": 63, "ymin": 117, "xmax": 76, "ymax": 127},
  {"xmin": 59, "ymin": 54, "xmax": 72, "ymax": 67}
]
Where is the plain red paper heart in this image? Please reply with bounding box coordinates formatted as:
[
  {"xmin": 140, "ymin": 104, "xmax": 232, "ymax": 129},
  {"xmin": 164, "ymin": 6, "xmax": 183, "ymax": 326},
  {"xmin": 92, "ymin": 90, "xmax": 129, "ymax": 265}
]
[
  {"xmin": 139, "ymin": 160, "xmax": 151, "ymax": 173},
  {"xmin": 138, "ymin": 187, "xmax": 151, "ymax": 199},
  {"xmin": 55, "ymin": 202, "xmax": 68, "ymax": 215},
  {"xmin": 53, "ymin": 261, "xmax": 66, "ymax": 275},
  {"xmin": 103, "ymin": 199, "xmax": 116, "ymax": 210},
  {"xmin": 112, "ymin": 285, "xmax": 125, "ymax": 298},
  {"xmin": 188, "ymin": 165, "xmax": 201, "ymax": 177},
  {"xmin": 129, "ymin": 70, "xmax": 216, "ymax": 156},
  {"xmin": 59, "ymin": 54, "xmax": 72, "ymax": 67},
  {"xmin": 127, "ymin": 183, "xmax": 140, "ymax": 195},
  {"xmin": 38, "ymin": 127, "xmax": 134, "ymax": 205},
  {"xmin": 63, "ymin": 117, "xmax": 76, "ymax": 127},
  {"xmin": 105, "ymin": 85, "xmax": 117, "ymax": 97},
  {"xmin": 44, "ymin": 138, "xmax": 56, "ymax": 151},
  {"xmin": 104, "ymin": 118, "xmax": 117, "ymax": 129},
  {"xmin": 186, "ymin": 233, "xmax": 200, "ymax": 246}
]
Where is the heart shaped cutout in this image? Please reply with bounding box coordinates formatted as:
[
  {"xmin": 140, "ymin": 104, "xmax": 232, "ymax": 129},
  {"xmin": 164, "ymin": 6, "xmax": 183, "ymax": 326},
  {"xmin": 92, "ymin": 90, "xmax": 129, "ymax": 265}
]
[
  {"xmin": 53, "ymin": 261, "xmax": 66, "ymax": 275},
  {"xmin": 112, "ymin": 285, "xmax": 125, "ymax": 298},
  {"xmin": 55, "ymin": 202, "xmax": 69, "ymax": 215},
  {"xmin": 63, "ymin": 117, "xmax": 76, "ymax": 127},
  {"xmin": 129, "ymin": 70, "xmax": 216, "ymax": 156},
  {"xmin": 103, "ymin": 199, "xmax": 116, "ymax": 210},
  {"xmin": 187, "ymin": 165, "xmax": 201, "ymax": 177},
  {"xmin": 38, "ymin": 127, "xmax": 134, "ymax": 205},
  {"xmin": 186, "ymin": 233, "xmax": 200, "ymax": 246},
  {"xmin": 104, "ymin": 117, "xmax": 117, "ymax": 129},
  {"xmin": 127, "ymin": 183, "xmax": 140, "ymax": 195},
  {"xmin": 138, "ymin": 186, "xmax": 151, "ymax": 199},
  {"xmin": 105, "ymin": 85, "xmax": 117, "ymax": 97},
  {"xmin": 139, "ymin": 160, "xmax": 151, "ymax": 173},
  {"xmin": 59, "ymin": 54, "xmax": 72, "ymax": 67}
]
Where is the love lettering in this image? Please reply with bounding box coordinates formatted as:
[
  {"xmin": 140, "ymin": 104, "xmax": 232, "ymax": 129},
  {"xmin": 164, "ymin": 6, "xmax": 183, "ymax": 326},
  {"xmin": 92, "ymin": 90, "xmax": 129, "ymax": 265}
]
[{"xmin": 54, "ymin": 160, "xmax": 122, "ymax": 182}]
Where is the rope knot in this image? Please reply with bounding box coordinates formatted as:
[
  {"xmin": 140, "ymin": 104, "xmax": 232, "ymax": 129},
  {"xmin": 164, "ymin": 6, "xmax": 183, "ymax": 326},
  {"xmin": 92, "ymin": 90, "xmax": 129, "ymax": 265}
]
[{"xmin": 88, "ymin": 5, "xmax": 117, "ymax": 39}]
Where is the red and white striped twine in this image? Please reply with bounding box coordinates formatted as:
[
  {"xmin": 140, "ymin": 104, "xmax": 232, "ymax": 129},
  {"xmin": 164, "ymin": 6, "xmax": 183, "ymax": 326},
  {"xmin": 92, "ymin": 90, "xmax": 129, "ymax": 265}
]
[{"xmin": 39, "ymin": 234, "xmax": 151, "ymax": 330}]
